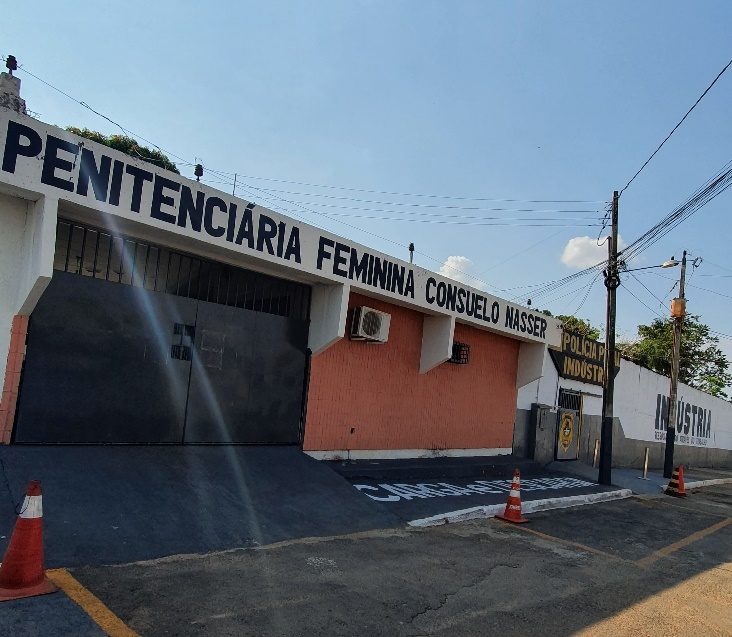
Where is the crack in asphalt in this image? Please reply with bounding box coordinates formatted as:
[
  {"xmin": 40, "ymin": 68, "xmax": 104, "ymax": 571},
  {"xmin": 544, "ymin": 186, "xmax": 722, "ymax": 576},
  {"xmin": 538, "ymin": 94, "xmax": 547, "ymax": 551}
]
[{"xmin": 405, "ymin": 562, "xmax": 520, "ymax": 627}]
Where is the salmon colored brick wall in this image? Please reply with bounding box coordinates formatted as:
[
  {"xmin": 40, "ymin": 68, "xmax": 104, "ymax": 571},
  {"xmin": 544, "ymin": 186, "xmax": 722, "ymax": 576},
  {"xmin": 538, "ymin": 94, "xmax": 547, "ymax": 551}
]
[
  {"xmin": 0, "ymin": 315, "xmax": 28, "ymax": 444},
  {"xmin": 303, "ymin": 293, "xmax": 520, "ymax": 452}
]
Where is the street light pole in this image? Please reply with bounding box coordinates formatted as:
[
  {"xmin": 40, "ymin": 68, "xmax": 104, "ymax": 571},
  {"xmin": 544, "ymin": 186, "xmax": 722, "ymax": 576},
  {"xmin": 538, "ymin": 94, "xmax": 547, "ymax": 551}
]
[
  {"xmin": 663, "ymin": 250, "xmax": 687, "ymax": 478},
  {"xmin": 599, "ymin": 191, "xmax": 620, "ymax": 486}
]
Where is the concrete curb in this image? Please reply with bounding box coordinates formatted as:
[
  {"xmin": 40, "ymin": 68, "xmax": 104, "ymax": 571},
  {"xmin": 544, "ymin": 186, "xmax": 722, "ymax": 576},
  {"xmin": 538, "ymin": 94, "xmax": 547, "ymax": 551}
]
[
  {"xmin": 407, "ymin": 488, "xmax": 633, "ymax": 528},
  {"xmin": 664, "ymin": 477, "xmax": 732, "ymax": 492}
]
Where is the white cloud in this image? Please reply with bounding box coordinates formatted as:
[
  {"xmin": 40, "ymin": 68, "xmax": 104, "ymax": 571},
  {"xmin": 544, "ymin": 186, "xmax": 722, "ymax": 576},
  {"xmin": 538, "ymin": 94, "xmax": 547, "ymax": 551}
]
[
  {"xmin": 438, "ymin": 255, "xmax": 483, "ymax": 289},
  {"xmin": 560, "ymin": 235, "xmax": 626, "ymax": 269}
]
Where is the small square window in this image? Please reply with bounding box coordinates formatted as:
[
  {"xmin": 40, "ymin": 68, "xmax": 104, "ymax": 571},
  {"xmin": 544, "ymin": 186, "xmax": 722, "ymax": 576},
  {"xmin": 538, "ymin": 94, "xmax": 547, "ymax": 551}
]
[{"xmin": 449, "ymin": 342, "xmax": 470, "ymax": 365}]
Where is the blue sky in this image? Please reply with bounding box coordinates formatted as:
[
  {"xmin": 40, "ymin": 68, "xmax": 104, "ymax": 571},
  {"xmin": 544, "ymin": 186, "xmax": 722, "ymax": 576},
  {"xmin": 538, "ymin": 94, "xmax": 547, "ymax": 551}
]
[{"xmin": 4, "ymin": 1, "xmax": 731, "ymax": 359}]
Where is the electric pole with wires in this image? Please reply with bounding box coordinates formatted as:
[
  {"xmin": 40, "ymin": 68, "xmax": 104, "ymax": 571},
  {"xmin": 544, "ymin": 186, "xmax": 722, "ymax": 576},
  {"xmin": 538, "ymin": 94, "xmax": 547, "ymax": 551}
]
[
  {"xmin": 598, "ymin": 191, "xmax": 620, "ymax": 485},
  {"xmin": 663, "ymin": 250, "xmax": 688, "ymax": 478}
]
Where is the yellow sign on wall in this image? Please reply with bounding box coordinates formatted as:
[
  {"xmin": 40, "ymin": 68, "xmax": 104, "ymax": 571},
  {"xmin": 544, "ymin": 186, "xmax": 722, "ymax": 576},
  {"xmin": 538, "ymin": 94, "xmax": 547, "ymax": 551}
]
[{"xmin": 559, "ymin": 412, "xmax": 575, "ymax": 452}]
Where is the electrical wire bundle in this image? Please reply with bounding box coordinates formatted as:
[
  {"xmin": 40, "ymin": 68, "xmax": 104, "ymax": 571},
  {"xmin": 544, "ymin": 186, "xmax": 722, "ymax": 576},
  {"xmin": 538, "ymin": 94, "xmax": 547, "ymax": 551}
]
[{"xmin": 620, "ymin": 159, "xmax": 732, "ymax": 264}]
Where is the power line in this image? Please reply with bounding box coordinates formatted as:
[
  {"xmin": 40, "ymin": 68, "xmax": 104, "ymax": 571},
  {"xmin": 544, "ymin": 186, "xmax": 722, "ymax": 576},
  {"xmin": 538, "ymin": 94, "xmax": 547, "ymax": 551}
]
[
  {"xmin": 205, "ymin": 168, "xmax": 603, "ymax": 204},
  {"xmin": 703, "ymin": 258, "xmax": 732, "ymax": 274},
  {"xmin": 620, "ymin": 57, "xmax": 732, "ymax": 195},
  {"xmin": 621, "ymin": 282, "xmax": 666, "ymax": 319},
  {"xmin": 628, "ymin": 272, "xmax": 667, "ymax": 308},
  {"xmin": 473, "ymin": 228, "xmax": 568, "ymax": 277},
  {"xmin": 13, "ymin": 62, "xmax": 195, "ymax": 168},
  {"xmin": 14, "ymin": 60, "xmax": 604, "ymax": 298},
  {"xmin": 234, "ymin": 186, "xmax": 602, "ymax": 213},
  {"xmin": 646, "ymin": 271, "xmax": 732, "ymax": 301},
  {"xmin": 571, "ymin": 271, "xmax": 602, "ymax": 315},
  {"xmin": 620, "ymin": 159, "xmax": 732, "ymax": 263}
]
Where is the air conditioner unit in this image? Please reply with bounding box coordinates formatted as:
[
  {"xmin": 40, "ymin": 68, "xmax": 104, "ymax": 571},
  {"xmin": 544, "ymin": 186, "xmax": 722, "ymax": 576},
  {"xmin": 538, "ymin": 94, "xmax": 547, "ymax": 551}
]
[{"xmin": 351, "ymin": 306, "xmax": 391, "ymax": 343}]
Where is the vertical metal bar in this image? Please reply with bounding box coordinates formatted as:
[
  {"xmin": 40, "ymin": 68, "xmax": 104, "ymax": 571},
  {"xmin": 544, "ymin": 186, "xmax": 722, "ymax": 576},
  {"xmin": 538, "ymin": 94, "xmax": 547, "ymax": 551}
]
[
  {"xmin": 242, "ymin": 274, "xmax": 250, "ymax": 309},
  {"xmin": 105, "ymin": 234, "xmax": 113, "ymax": 281},
  {"xmin": 175, "ymin": 254, "xmax": 183, "ymax": 295},
  {"xmin": 91, "ymin": 229, "xmax": 100, "ymax": 278},
  {"xmin": 130, "ymin": 241, "xmax": 139, "ymax": 286},
  {"xmin": 215, "ymin": 266, "xmax": 222, "ymax": 303},
  {"xmin": 63, "ymin": 223, "xmax": 74, "ymax": 272},
  {"xmin": 117, "ymin": 238, "xmax": 124, "ymax": 282},
  {"xmin": 224, "ymin": 269, "xmax": 232, "ymax": 306},
  {"xmin": 141, "ymin": 243, "xmax": 150, "ymax": 288},
  {"xmin": 78, "ymin": 228, "xmax": 87, "ymax": 274},
  {"xmin": 592, "ymin": 439, "xmax": 600, "ymax": 468},
  {"xmin": 642, "ymin": 447, "xmax": 649, "ymax": 479},
  {"xmin": 186, "ymin": 258, "xmax": 196, "ymax": 298},
  {"xmin": 153, "ymin": 248, "xmax": 162, "ymax": 291}
]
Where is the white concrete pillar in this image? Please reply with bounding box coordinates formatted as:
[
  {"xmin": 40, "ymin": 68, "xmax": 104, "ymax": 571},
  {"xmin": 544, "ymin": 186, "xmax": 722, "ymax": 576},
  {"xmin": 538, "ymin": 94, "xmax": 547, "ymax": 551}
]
[
  {"xmin": 308, "ymin": 282, "xmax": 350, "ymax": 355},
  {"xmin": 516, "ymin": 341, "xmax": 547, "ymax": 388},
  {"xmin": 419, "ymin": 314, "xmax": 455, "ymax": 374},
  {"xmin": 0, "ymin": 192, "xmax": 57, "ymax": 389}
]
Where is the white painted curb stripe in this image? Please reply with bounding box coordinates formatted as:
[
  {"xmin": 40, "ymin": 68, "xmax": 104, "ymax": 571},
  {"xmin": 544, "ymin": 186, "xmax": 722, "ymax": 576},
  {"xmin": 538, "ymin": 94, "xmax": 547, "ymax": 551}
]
[
  {"xmin": 19, "ymin": 495, "xmax": 43, "ymax": 519},
  {"xmin": 664, "ymin": 477, "xmax": 732, "ymax": 492},
  {"xmin": 407, "ymin": 489, "xmax": 633, "ymax": 528}
]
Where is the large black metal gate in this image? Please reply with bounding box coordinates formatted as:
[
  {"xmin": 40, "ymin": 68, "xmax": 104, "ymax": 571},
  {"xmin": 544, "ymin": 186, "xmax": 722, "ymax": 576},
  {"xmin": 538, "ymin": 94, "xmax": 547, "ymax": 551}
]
[{"xmin": 14, "ymin": 220, "xmax": 311, "ymax": 444}]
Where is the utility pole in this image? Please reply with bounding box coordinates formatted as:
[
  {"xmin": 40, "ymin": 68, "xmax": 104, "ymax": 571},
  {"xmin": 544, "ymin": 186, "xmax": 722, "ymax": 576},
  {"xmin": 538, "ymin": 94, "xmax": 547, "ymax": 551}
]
[
  {"xmin": 663, "ymin": 250, "xmax": 687, "ymax": 478},
  {"xmin": 599, "ymin": 191, "xmax": 620, "ymax": 485}
]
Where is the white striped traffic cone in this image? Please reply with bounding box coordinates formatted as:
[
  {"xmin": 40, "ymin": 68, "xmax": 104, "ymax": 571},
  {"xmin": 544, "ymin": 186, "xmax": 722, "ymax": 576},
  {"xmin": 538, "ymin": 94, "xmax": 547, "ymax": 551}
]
[
  {"xmin": 0, "ymin": 480, "xmax": 57, "ymax": 601},
  {"xmin": 495, "ymin": 468, "xmax": 528, "ymax": 524}
]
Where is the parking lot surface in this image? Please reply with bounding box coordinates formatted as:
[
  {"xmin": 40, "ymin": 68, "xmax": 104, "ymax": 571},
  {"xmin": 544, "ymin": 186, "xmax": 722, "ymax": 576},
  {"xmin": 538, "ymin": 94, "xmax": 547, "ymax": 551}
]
[{"xmin": 5, "ymin": 484, "xmax": 725, "ymax": 636}]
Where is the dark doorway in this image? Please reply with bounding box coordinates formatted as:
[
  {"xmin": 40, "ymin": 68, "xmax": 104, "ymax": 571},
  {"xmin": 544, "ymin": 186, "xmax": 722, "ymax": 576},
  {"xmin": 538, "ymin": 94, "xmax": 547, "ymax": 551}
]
[{"xmin": 13, "ymin": 220, "xmax": 311, "ymax": 444}]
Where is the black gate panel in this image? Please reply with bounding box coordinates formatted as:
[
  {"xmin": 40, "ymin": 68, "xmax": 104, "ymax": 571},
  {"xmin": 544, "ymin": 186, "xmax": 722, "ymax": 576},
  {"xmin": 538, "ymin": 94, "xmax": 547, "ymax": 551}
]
[
  {"xmin": 183, "ymin": 301, "xmax": 308, "ymax": 443},
  {"xmin": 15, "ymin": 272, "xmax": 197, "ymax": 443}
]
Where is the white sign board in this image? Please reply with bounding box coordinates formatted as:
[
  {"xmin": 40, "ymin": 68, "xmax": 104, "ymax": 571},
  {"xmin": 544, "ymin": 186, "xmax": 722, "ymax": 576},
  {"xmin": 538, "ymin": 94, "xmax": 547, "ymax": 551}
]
[
  {"xmin": 614, "ymin": 361, "xmax": 732, "ymax": 451},
  {"xmin": 0, "ymin": 110, "xmax": 561, "ymax": 346}
]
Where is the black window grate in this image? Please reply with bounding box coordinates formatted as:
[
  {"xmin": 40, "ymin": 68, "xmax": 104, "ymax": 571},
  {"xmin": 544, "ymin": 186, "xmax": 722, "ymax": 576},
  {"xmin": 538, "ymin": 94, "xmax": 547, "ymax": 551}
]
[
  {"xmin": 53, "ymin": 219, "xmax": 311, "ymax": 321},
  {"xmin": 449, "ymin": 342, "xmax": 470, "ymax": 365},
  {"xmin": 558, "ymin": 389, "xmax": 581, "ymax": 411}
]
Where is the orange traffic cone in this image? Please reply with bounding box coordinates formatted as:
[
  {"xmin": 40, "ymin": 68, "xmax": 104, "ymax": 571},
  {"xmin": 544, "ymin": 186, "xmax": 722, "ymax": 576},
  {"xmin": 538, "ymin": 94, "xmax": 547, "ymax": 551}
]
[
  {"xmin": 496, "ymin": 468, "xmax": 528, "ymax": 523},
  {"xmin": 665, "ymin": 465, "xmax": 687, "ymax": 498},
  {"xmin": 0, "ymin": 480, "xmax": 58, "ymax": 601}
]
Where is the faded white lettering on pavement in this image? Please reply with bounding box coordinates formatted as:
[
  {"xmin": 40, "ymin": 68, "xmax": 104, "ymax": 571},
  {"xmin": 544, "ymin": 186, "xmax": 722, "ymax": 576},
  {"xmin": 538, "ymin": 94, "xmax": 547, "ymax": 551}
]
[{"xmin": 353, "ymin": 477, "xmax": 595, "ymax": 502}]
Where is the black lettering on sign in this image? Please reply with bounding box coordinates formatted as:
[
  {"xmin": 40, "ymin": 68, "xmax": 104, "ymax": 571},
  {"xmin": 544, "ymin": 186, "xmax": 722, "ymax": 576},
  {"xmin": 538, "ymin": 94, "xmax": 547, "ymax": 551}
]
[
  {"xmin": 178, "ymin": 186, "xmax": 204, "ymax": 232},
  {"xmin": 284, "ymin": 226, "xmax": 301, "ymax": 263},
  {"xmin": 76, "ymin": 148, "xmax": 112, "ymax": 202},
  {"xmin": 204, "ymin": 196, "xmax": 227, "ymax": 238},
  {"xmin": 125, "ymin": 165, "xmax": 153, "ymax": 213},
  {"xmin": 235, "ymin": 206, "xmax": 255, "ymax": 248},
  {"xmin": 333, "ymin": 242, "xmax": 349, "ymax": 277},
  {"xmin": 109, "ymin": 160, "xmax": 125, "ymax": 206},
  {"xmin": 2, "ymin": 121, "xmax": 43, "ymax": 173},
  {"xmin": 41, "ymin": 135, "xmax": 78, "ymax": 192},
  {"xmin": 549, "ymin": 328, "xmax": 620, "ymax": 387},
  {"xmin": 151, "ymin": 175, "xmax": 180, "ymax": 224},
  {"xmin": 317, "ymin": 236, "xmax": 334, "ymax": 270},
  {"xmin": 226, "ymin": 203, "xmax": 238, "ymax": 243}
]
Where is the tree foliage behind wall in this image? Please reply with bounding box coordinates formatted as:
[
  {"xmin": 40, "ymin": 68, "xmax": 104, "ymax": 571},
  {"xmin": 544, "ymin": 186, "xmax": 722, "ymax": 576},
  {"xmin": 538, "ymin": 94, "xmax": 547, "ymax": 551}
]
[
  {"xmin": 539, "ymin": 310, "xmax": 601, "ymax": 340},
  {"xmin": 619, "ymin": 315, "xmax": 731, "ymax": 399},
  {"xmin": 66, "ymin": 127, "xmax": 179, "ymax": 174}
]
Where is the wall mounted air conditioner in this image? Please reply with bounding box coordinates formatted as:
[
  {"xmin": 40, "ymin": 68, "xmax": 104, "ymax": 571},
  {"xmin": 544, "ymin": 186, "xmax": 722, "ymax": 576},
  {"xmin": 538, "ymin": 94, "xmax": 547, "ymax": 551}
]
[{"xmin": 350, "ymin": 306, "xmax": 391, "ymax": 343}]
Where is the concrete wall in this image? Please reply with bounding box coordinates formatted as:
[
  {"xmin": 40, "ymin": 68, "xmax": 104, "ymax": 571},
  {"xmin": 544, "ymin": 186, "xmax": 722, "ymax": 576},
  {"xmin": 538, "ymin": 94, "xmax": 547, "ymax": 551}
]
[
  {"xmin": 0, "ymin": 192, "xmax": 28, "ymax": 385},
  {"xmin": 516, "ymin": 349, "xmax": 732, "ymax": 469},
  {"xmin": 304, "ymin": 292, "xmax": 520, "ymax": 458}
]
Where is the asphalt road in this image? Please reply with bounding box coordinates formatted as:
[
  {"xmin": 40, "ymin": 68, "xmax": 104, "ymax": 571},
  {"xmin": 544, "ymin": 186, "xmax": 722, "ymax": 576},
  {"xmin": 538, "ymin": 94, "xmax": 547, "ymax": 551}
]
[{"xmin": 7, "ymin": 484, "xmax": 727, "ymax": 636}]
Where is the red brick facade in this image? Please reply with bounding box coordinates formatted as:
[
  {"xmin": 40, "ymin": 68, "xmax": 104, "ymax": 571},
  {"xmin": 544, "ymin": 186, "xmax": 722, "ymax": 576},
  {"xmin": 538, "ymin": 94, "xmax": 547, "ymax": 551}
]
[
  {"xmin": 303, "ymin": 293, "xmax": 520, "ymax": 453},
  {"xmin": 0, "ymin": 315, "xmax": 28, "ymax": 444}
]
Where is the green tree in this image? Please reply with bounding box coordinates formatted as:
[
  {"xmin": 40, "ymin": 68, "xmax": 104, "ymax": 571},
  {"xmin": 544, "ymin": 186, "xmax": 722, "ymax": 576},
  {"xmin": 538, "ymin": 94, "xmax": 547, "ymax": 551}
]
[
  {"xmin": 539, "ymin": 310, "xmax": 601, "ymax": 340},
  {"xmin": 620, "ymin": 315, "xmax": 731, "ymax": 399},
  {"xmin": 66, "ymin": 127, "xmax": 179, "ymax": 174},
  {"xmin": 555, "ymin": 315, "xmax": 601, "ymax": 340}
]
